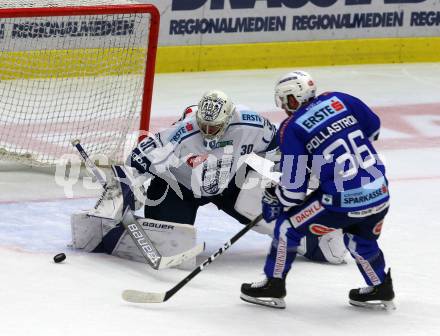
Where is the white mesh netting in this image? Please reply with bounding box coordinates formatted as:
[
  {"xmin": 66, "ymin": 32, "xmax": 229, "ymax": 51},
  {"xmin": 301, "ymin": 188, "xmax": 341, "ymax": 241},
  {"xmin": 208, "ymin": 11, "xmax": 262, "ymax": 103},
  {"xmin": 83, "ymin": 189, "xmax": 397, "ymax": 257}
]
[{"xmin": 0, "ymin": 1, "xmax": 155, "ymax": 166}]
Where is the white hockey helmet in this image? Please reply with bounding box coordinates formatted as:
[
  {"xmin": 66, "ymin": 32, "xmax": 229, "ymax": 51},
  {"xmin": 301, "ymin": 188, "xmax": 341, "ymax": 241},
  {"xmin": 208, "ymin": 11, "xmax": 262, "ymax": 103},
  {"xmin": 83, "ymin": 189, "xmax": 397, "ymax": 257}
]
[
  {"xmin": 274, "ymin": 71, "xmax": 317, "ymax": 115},
  {"xmin": 196, "ymin": 90, "xmax": 235, "ymax": 143}
]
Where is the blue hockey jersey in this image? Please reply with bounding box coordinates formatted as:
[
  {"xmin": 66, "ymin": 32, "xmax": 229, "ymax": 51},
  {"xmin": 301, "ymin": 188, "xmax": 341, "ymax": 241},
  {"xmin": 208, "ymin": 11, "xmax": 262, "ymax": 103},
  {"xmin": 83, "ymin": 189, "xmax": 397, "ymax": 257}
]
[{"xmin": 275, "ymin": 91, "xmax": 389, "ymax": 212}]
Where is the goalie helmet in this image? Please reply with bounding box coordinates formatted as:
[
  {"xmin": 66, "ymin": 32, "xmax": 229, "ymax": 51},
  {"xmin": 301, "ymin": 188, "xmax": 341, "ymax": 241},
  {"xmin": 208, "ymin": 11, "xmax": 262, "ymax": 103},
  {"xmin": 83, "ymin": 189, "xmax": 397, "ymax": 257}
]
[
  {"xmin": 274, "ymin": 71, "xmax": 316, "ymax": 115},
  {"xmin": 196, "ymin": 90, "xmax": 235, "ymax": 149}
]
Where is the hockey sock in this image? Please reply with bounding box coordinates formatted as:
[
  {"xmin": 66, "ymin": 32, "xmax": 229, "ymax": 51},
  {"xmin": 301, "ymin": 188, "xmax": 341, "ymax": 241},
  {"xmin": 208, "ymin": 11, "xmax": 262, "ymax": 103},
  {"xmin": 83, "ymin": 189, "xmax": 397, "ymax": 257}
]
[
  {"xmin": 344, "ymin": 233, "xmax": 386, "ymax": 286},
  {"xmin": 264, "ymin": 240, "xmax": 297, "ymax": 278},
  {"xmin": 264, "ymin": 222, "xmax": 302, "ymax": 278}
]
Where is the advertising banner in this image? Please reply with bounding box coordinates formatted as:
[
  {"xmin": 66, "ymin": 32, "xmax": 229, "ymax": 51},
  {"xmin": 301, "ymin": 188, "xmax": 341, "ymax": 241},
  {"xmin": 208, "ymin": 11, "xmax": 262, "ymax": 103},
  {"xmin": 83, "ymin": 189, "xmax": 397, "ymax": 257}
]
[
  {"xmin": 0, "ymin": 14, "xmax": 150, "ymax": 51},
  {"xmin": 143, "ymin": 0, "xmax": 439, "ymax": 46}
]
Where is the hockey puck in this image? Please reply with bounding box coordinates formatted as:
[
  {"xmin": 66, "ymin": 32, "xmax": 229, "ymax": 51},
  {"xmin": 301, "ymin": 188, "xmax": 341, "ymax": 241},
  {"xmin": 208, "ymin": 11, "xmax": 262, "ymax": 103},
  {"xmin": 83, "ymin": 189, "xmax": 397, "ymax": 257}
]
[{"xmin": 53, "ymin": 253, "xmax": 66, "ymax": 263}]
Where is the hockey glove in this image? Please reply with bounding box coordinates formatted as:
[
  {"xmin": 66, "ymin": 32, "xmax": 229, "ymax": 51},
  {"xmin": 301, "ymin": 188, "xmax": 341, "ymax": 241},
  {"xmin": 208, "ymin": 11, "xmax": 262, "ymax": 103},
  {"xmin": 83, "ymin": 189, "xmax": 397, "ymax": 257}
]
[
  {"xmin": 90, "ymin": 166, "xmax": 147, "ymax": 220},
  {"xmin": 262, "ymin": 186, "xmax": 283, "ymax": 223}
]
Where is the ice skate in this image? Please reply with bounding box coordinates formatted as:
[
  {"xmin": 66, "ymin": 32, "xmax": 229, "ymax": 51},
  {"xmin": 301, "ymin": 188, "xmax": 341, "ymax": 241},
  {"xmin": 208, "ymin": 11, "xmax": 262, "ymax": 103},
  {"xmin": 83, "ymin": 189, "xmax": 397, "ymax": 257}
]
[
  {"xmin": 349, "ymin": 269, "xmax": 396, "ymax": 311},
  {"xmin": 240, "ymin": 277, "xmax": 286, "ymax": 309}
]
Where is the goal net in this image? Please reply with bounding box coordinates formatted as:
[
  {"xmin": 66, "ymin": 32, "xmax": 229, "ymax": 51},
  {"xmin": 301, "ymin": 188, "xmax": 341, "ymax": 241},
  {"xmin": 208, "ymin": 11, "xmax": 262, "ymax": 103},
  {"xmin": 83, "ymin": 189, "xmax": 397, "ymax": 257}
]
[{"xmin": 0, "ymin": 0, "xmax": 159, "ymax": 166}]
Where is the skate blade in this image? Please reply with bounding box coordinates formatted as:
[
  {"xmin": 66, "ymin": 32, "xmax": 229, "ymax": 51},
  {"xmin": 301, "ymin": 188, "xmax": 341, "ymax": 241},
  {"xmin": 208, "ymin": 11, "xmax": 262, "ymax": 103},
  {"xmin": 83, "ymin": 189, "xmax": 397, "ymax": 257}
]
[
  {"xmin": 349, "ymin": 299, "xmax": 396, "ymax": 311},
  {"xmin": 240, "ymin": 293, "xmax": 286, "ymax": 309}
]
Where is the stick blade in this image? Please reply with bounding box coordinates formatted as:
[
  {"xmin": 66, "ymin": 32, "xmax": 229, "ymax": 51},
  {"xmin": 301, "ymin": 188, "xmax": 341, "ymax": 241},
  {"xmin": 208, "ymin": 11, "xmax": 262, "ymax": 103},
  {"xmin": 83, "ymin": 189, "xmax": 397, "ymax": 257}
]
[
  {"xmin": 122, "ymin": 290, "xmax": 166, "ymax": 303},
  {"xmin": 156, "ymin": 242, "xmax": 205, "ymax": 270}
]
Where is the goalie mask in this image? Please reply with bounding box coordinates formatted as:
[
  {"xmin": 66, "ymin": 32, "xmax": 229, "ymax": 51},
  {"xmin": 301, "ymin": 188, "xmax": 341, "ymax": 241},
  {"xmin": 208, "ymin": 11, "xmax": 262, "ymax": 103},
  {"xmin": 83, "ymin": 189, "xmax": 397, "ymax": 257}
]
[
  {"xmin": 197, "ymin": 90, "xmax": 235, "ymax": 150},
  {"xmin": 274, "ymin": 71, "xmax": 316, "ymax": 116}
]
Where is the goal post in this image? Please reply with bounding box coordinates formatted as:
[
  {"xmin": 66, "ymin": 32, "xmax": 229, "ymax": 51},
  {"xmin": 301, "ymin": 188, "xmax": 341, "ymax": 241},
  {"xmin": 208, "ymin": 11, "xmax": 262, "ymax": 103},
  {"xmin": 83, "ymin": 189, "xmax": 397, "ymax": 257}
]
[{"xmin": 0, "ymin": 1, "xmax": 160, "ymax": 166}]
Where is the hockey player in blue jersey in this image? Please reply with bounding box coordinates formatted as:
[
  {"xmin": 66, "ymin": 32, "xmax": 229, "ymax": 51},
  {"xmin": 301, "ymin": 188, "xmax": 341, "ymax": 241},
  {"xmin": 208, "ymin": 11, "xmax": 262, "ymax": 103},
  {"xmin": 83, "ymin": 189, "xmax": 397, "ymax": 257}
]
[{"xmin": 240, "ymin": 71, "xmax": 395, "ymax": 310}]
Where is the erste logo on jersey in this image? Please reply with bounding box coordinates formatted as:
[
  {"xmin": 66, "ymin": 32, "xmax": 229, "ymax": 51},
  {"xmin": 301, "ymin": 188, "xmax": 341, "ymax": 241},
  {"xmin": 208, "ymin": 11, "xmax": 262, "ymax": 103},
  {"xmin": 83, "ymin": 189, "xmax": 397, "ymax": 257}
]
[
  {"xmin": 296, "ymin": 96, "xmax": 347, "ymax": 132},
  {"xmin": 242, "ymin": 112, "xmax": 263, "ymax": 124},
  {"xmin": 169, "ymin": 122, "xmax": 195, "ymax": 144},
  {"xmin": 185, "ymin": 122, "xmax": 193, "ymax": 131},
  {"xmin": 290, "ymin": 200, "xmax": 324, "ymax": 228}
]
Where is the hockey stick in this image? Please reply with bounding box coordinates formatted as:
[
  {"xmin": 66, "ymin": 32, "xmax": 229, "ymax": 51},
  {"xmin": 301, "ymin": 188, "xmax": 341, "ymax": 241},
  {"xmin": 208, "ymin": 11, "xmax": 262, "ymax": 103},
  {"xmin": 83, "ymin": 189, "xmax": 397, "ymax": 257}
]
[
  {"xmin": 71, "ymin": 139, "xmax": 204, "ymax": 270},
  {"xmin": 122, "ymin": 213, "xmax": 263, "ymax": 303},
  {"xmin": 72, "ymin": 139, "xmax": 107, "ymax": 187}
]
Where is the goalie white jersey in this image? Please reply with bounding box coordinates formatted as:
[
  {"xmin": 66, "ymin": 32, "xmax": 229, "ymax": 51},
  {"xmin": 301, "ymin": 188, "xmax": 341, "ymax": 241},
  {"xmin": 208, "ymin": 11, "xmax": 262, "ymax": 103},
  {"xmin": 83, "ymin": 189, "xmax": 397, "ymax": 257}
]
[{"xmin": 129, "ymin": 105, "xmax": 277, "ymax": 198}]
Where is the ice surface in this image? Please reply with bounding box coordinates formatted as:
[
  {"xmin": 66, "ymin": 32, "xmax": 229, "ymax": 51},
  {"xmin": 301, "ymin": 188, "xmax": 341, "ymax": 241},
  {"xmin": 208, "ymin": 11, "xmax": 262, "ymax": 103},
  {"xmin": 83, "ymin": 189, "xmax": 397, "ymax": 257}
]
[{"xmin": 1, "ymin": 63, "xmax": 440, "ymax": 336}]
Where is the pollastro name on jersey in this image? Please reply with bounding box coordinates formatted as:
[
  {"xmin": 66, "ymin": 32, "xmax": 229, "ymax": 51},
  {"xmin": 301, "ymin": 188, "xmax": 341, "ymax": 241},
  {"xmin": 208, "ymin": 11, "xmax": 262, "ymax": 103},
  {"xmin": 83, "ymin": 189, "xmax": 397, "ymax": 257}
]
[{"xmin": 305, "ymin": 115, "xmax": 358, "ymax": 153}]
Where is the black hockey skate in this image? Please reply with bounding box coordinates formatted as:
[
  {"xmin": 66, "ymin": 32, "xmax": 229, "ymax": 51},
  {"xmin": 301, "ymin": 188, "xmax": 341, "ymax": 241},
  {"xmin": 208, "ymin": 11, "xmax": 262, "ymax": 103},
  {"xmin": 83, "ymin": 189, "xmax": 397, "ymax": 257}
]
[
  {"xmin": 240, "ymin": 277, "xmax": 286, "ymax": 309},
  {"xmin": 349, "ymin": 269, "xmax": 396, "ymax": 311}
]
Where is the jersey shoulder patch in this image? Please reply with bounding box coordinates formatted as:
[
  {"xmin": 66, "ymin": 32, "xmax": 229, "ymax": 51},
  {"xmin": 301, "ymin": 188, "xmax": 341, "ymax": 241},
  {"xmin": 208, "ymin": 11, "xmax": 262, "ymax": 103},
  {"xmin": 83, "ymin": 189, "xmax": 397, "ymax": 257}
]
[
  {"xmin": 294, "ymin": 95, "xmax": 348, "ymax": 133},
  {"xmin": 167, "ymin": 117, "xmax": 199, "ymax": 144},
  {"xmin": 230, "ymin": 109, "xmax": 264, "ymax": 128}
]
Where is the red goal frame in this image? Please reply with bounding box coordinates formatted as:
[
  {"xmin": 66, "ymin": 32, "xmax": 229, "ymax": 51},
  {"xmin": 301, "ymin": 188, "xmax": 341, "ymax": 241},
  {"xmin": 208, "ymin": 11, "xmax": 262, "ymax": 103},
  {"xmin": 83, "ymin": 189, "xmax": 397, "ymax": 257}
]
[{"xmin": 0, "ymin": 4, "xmax": 160, "ymax": 142}]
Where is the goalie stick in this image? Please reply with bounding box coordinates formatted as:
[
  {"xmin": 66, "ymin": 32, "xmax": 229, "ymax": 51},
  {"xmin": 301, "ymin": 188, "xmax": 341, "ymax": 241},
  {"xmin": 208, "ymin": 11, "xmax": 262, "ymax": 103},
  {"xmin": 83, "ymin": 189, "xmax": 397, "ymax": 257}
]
[
  {"xmin": 122, "ymin": 214, "xmax": 263, "ymax": 303},
  {"xmin": 71, "ymin": 139, "xmax": 204, "ymax": 270}
]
